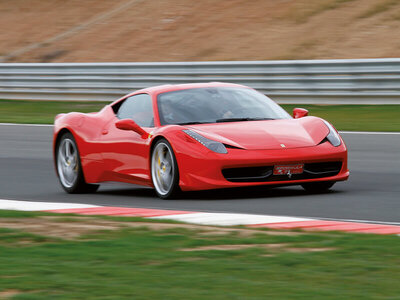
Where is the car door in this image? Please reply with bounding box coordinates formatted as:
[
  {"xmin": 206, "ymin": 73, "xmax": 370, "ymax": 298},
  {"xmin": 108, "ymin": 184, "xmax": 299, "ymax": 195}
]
[{"xmin": 100, "ymin": 93, "xmax": 154, "ymax": 185}]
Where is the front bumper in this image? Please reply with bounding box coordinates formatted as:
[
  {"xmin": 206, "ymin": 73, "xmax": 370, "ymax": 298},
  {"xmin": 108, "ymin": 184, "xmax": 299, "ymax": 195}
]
[{"xmin": 176, "ymin": 141, "xmax": 349, "ymax": 191}]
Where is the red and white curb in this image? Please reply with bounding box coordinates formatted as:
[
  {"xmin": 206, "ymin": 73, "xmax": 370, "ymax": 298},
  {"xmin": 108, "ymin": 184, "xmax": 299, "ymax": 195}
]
[{"xmin": 1, "ymin": 199, "xmax": 400, "ymax": 235}]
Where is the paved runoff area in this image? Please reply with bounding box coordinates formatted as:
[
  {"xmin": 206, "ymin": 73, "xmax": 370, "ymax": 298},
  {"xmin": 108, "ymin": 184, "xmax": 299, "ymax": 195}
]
[{"xmin": 1, "ymin": 199, "xmax": 400, "ymax": 235}]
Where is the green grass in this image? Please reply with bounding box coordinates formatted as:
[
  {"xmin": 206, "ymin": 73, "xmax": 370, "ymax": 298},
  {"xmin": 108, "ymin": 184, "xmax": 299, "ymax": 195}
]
[
  {"xmin": 0, "ymin": 209, "xmax": 184, "ymax": 225},
  {"xmin": 282, "ymin": 104, "xmax": 400, "ymax": 132},
  {"xmin": 0, "ymin": 100, "xmax": 108, "ymax": 124},
  {"xmin": 0, "ymin": 211, "xmax": 399, "ymax": 299},
  {"xmin": 0, "ymin": 100, "xmax": 399, "ymax": 131}
]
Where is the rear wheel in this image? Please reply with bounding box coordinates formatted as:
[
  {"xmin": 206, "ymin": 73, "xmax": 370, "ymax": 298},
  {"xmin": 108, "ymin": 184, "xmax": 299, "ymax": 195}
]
[
  {"xmin": 56, "ymin": 132, "xmax": 99, "ymax": 193},
  {"xmin": 301, "ymin": 181, "xmax": 335, "ymax": 193},
  {"xmin": 151, "ymin": 139, "xmax": 180, "ymax": 199}
]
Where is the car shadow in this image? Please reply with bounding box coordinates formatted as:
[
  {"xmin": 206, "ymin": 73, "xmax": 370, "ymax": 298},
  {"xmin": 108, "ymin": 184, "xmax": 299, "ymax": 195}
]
[
  {"xmin": 179, "ymin": 186, "xmax": 341, "ymax": 200},
  {"xmin": 97, "ymin": 184, "xmax": 342, "ymax": 201}
]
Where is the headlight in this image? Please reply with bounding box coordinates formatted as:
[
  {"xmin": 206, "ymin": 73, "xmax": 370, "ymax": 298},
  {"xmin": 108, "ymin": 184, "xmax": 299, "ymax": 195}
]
[
  {"xmin": 183, "ymin": 129, "xmax": 228, "ymax": 154},
  {"xmin": 323, "ymin": 120, "xmax": 341, "ymax": 147}
]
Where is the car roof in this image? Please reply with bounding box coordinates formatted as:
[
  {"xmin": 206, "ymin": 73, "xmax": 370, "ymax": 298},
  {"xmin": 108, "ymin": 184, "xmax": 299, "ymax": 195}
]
[
  {"xmin": 110, "ymin": 82, "xmax": 251, "ymax": 105},
  {"xmin": 134, "ymin": 82, "xmax": 249, "ymax": 95}
]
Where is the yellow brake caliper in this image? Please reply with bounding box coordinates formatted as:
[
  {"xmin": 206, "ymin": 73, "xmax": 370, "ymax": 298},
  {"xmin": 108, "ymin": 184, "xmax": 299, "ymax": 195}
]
[{"xmin": 157, "ymin": 152, "xmax": 161, "ymax": 178}]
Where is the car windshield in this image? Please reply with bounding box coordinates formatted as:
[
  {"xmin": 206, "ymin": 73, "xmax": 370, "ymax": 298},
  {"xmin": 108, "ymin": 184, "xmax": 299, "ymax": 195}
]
[{"xmin": 157, "ymin": 87, "xmax": 291, "ymax": 125}]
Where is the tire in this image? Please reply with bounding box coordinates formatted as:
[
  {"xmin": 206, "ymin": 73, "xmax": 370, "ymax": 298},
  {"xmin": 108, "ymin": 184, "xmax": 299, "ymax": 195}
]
[
  {"xmin": 151, "ymin": 139, "xmax": 180, "ymax": 199},
  {"xmin": 301, "ymin": 181, "xmax": 335, "ymax": 193},
  {"xmin": 56, "ymin": 132, "xmax": 99, "ymax": 194}
]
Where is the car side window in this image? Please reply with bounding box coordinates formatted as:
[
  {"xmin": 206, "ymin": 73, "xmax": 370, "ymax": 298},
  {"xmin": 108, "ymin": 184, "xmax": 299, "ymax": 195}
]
[{"xmin": 116, "ymin": 94, "xmax": 154, "ymax": 127}]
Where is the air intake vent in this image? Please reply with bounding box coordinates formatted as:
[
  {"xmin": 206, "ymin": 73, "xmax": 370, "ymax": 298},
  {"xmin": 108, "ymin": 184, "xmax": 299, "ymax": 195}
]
[{"xmin": 222, "ymin": 162, "xmax": 342, "ymax": 182}]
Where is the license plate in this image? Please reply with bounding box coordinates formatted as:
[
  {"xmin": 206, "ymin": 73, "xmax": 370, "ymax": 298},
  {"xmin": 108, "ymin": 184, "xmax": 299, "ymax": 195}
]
[{"xmin": 273, "ymin": 164, "xmax": 304, "ymax": 175}]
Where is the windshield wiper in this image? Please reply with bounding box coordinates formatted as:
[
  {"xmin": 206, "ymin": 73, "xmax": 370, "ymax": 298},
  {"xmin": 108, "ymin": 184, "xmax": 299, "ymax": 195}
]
[
  {"xmin": 176, "ymin": 121, "xmax": 210, "ymax": 125},
  {"xmin": 216, "ymin": 117, "xmax": 275, "ymax": 123},
  {"xmin": 177, "ymin": 118, "xmax": 275, "ymax": 125}
]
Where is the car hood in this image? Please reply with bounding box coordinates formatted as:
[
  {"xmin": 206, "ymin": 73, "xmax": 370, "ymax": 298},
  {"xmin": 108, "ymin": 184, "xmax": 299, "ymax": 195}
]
[{"xmin": 185, "ymin": 117, "xmax": 329, "ymax": 150}]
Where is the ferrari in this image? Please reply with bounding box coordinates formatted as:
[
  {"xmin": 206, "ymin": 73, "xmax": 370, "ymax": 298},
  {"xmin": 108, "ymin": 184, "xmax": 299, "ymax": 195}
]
[{"xmin": 53, "ymin": 82, "xmax": 349, "ymax": 199}]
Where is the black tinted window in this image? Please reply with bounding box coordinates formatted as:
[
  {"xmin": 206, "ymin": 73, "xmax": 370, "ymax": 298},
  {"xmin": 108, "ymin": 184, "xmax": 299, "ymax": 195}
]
[
  {"xmin": 117, "ymin": 94, "xmax": 154, "ymax": 127},
  {"xmin": 157, "ymin": 87, "xmax": 290, "ymax": 125}
]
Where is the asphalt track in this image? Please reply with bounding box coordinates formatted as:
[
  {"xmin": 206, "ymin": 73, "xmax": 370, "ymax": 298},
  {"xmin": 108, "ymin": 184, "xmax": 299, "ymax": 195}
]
[{"xmin": 0, "ymin": 124, "xmax": 399, "ymax": 224}]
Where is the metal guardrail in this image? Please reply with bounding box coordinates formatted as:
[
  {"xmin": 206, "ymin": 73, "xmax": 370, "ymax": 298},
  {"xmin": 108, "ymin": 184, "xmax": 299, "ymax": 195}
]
[{"xmin": 1, "ymin": 59, "xmax": 400, "ymax": 104}]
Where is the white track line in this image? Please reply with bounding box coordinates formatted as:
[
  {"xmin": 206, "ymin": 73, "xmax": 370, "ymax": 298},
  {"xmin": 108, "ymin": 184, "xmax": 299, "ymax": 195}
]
[
  {"xmin": 339, "ymin": 131, "xmax": 400, "ymax": 135},
  {"xmin": 0, "ymin": 199, "xmax": 100, "ymax": 211},
  {"xmin": 311, "ymin": 216, "xmax": 400, "ymax": 226},
  {"xmin": 154, "ymin": 212, "xmax": 400, "ymax": 226},
  {"xmin": 152, "ymin": 212, "xmax": 312, "ymax": 226},
  {"xmin": 0, "ymin": 123, "xmax": 53, "ymax": 127}
]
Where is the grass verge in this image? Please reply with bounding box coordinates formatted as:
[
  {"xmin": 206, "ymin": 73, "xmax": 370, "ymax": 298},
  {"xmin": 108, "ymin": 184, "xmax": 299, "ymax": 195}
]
[
  {"xmin": 281, "ymin": 104, "xmax": 400, "ymax": 132},
  {"xmin": 0, "ymin": 100, "xmax": 108, "ymax": 124},
  {"xmin": 0, "ymin": 100, "xmax": 399, "ymax": 131},
  {"xmin": 0, "ymin": 210, "xmax": 399, "ymax": 299}
]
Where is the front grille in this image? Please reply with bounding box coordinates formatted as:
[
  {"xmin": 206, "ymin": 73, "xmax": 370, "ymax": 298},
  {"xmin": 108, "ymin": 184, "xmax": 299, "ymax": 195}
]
[{"xmin": 222, "ymin": 162, "xmax": 342, "ymax": 182}]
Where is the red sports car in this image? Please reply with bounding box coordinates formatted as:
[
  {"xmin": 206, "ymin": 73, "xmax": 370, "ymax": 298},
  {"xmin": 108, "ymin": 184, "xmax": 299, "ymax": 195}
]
[{"xmin": 53, "ymin": 82, "xmax": 349, "ymax": 199}]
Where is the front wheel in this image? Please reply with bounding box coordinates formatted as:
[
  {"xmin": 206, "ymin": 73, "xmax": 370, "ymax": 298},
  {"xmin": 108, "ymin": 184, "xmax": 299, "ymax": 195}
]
[
  {"xmin": 56, "ymin": 132, "xmax": 99, "ymax": 194},
  {"xmin": 301, "ymin": 181, "xmax": 335, "ymax": 193},
  {"xmin": 151, "ymin": 139, "xmax": 180, "ymax": 199}
]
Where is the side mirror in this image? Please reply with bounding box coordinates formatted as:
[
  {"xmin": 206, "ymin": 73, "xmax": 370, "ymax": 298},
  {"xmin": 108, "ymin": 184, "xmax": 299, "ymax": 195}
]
[
  {"xmin": 293, "ymin": 108, "xmax": 309, "ymax": 119},
  {"xmin": 115, "ymin": 119, "xmax": 148, "ymax": 139}
]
